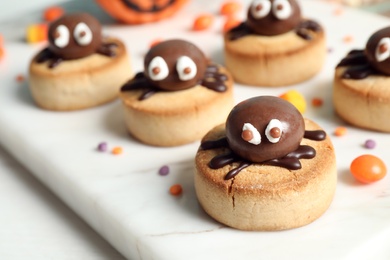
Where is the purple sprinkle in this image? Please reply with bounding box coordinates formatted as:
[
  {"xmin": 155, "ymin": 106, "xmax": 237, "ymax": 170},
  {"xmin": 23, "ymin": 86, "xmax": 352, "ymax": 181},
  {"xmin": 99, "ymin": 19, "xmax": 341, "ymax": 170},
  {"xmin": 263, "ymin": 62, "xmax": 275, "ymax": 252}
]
[
  {"xmin": 327, "ymin": 47, "xmax": 334, "ymax": 53},
  {"xmin": 364, "ymin": 139, "xmax": 376, "ymax": 149},
  {"xmin": 97, "ymin": 142, "xmax": 108, "ymax": 152},
  {"xmin": 158, "ymin": 165, "xmax": 170, "ymax": 176}
]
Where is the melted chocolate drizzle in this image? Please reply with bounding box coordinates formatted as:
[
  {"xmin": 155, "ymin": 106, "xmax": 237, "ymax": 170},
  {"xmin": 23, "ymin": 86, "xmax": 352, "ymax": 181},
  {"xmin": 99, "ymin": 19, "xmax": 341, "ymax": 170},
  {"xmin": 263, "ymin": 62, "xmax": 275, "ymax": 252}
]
[
  {"xmin": 36, "ymin": 42, "xmax": 118, "ymax": 68},
  {"xmin": 336, "ymin": 49, "xmax": 376, "ymax": 79},
  {"xmin": 120, "ymin": 64, "xmax": 228, "ymax": 100},
  {"xmin": 200, "ymin": 130, "xmax": 326, "ymax": 180},
  {"xmin": 228, "ymin": 20, "xmax": 321, "ymax": 41}
]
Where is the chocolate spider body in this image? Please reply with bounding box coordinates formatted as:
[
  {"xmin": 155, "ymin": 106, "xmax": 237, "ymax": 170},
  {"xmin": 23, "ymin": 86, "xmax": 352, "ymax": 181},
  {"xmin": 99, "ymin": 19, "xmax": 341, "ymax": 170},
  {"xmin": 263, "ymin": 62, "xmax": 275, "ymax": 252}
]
[
  {"xmin": 121, "ymin": 39, "xmax": 228, "ymax": 100},
  {"xmin": 36, "ymin": 13, "xmax": 117, "ymax": 68},
  {"xmin": 228, "ymin": 0, "xmax": 321, "ymax": 41},
  {"xmin": 200, "ymin": 96, "xmax": 326, "ymax": 180},
  {"xmin": 337, "ymin": 27, "xmax": 390, "ymax": 79}
]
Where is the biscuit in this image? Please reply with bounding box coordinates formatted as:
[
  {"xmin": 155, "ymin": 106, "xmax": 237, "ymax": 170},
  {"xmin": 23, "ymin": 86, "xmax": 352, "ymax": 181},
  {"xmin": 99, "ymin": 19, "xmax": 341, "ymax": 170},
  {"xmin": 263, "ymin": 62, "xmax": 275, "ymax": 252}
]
[{"xmin": 195, "ymin": 119, "xmax": 336, "ymax": 231}]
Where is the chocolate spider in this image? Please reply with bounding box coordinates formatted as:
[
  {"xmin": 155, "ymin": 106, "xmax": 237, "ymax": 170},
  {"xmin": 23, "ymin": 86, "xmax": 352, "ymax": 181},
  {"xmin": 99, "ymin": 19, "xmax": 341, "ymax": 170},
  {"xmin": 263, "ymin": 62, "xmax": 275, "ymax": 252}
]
[
  {"xmin": 228, "ymin": 0, "xmax": 321, "ymax": 41},
  {"xmin": 200, "ymin": 96, "xmax": 326, "ymax": 180},
  {"xmin": 121, "ymin": 39, "xmax": 228, "ymax": 100},
  {"xmin": 35, "ymin": 13, "xmax": 117, "ymax": 68},
  {"xmin": 337, "ymin": 26, "xmax": 390, "ymax": 79}
]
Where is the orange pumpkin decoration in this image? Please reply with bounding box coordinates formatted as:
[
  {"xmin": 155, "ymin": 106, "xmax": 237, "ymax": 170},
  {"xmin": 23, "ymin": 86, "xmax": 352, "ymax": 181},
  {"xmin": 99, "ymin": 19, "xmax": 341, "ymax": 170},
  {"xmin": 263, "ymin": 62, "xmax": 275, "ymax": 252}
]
[{"xmin": 96, "ymin": 0, "xmax": 189, "ymax": 24}]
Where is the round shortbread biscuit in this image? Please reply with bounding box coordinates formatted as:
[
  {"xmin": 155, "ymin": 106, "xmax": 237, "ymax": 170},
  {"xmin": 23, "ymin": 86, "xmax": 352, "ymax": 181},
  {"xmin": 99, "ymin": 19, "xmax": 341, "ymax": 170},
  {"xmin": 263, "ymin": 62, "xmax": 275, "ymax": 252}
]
[
  {"xmin": 29, "ymin": 38, "xmax": 132, "ymax": 111},
  {"xmin": 119, "ymin": 66, "xmax": 234, "ymax": 147},
  {"xmin": 224, "ymin": 27, "xmax": 326, "ymax": 86},
  {"xmin": 195, "ymin": 119, "xmax": 336, "ymax": 231},
  {"xmin": 333, "ymin": 67, "xmax": 390, "ymax": 132}
]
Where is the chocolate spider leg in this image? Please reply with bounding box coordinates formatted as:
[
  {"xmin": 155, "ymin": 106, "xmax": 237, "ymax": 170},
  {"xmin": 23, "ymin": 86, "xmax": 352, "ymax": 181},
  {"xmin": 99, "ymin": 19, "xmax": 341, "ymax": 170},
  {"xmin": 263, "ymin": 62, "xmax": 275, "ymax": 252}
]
[
  {"xmin": 295, "ymin": 20, "xmax": 321, "ymax": 40},
  {"xmin": 48, "ymin": 57, "xmax": 63, "ymax": 68},
  {"xmin": 201, "ymin": 65, "xmax": 228, "ymax": 92},
  {"xmin": 264, "ymin": 145, "xmax": 316, "ymax": 170},
  {"xmin": 228, "ymin": 22, "xmax": 253, "ymax": 41},
  {"xmin": 139, "ymin": 89, "xmax": 157, "ymax": 100},
  {"xmin": 225, "ymin": 162, "xmax": 251, "ymax": 180},
  {"xmin": 35, "ymin": 48, "xmax": 52, "ymax": 63},
  {"xmin": 342, "ymin": 64, "xmax": 373, "ymax": 79},
  {"xmin": 201, "ymin": 137, "xmax": 229, "ymax": 150},
  {"xmin": 121, "ymin": 73, "xmax": 148, "ymax": 91},
  {"xmin": 96, "ymin": 44, "xmax": 116, "ymax": 57},
  {"xmin": 209, "ymin": 152, "xmax": 237, "ymax": 169},
  {"xmin": 337, "ymin": 50, "xmax": 367, "ymax": 67}
]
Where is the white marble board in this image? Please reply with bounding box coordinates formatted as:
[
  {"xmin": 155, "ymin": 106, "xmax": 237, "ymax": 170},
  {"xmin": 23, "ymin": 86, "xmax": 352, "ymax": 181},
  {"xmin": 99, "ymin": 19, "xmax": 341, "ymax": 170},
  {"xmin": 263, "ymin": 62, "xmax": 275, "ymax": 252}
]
[{"xmin": 0, "ymin": 0, "xmax": 390, "ymax": 259}]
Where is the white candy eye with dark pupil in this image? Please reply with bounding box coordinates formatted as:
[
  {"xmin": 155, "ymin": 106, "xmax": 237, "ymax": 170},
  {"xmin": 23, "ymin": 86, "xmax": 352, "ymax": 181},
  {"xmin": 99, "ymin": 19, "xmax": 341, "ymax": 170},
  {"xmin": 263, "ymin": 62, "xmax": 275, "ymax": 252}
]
[
  {"xmin": 74, "ymin": 22, "xmax": 93, "ymax": 46},
  {"xmin": 272, "ymin": 0, "xmax": 292, "ymax": 20},
  {"xmin": 53, "ymin": 25, "xmax": 69, "ymax": 48},
  {"xmin": 148, "ymin": 56, "xmax": 169, "ymax": 81},
  {"xmin": 176, "ymin": 56, "xmax": 197, "ymax": 81},
  {"xmin": 265, "ymin": 119, "xmax": 283, "ymax": 143},
  {"xmin": 241, "ymin": 123, "xmax": 261, "ymax": 145},
  {"xmin": 375, "ymin": 37, "xmax": 390, "ymax": 62},
  {"xmin": 251, "ymin": 0, "xmax": 271, "ymax": 19}
]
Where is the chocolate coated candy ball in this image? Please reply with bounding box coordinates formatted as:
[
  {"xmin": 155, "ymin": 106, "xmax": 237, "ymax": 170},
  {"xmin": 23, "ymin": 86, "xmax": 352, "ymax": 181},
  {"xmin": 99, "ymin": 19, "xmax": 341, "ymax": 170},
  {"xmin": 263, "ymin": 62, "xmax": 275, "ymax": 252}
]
[
  {"xmin": 144, "ymin": 39, "xmax": 207, "ymax": 91},
  {"xmin": 365, "ymin": 26, "xmax": 390, "ymax": 75},
  {"xmin": 48, "ymin": 13, "xmax": 102, "ymax": 60},
  {"xmin": 226, "ymin": 96, "xmax": 305, "ymax": 163},
  {"xmin": 246, "ymin": 0, "xmax": 301, "ymax": 36}
]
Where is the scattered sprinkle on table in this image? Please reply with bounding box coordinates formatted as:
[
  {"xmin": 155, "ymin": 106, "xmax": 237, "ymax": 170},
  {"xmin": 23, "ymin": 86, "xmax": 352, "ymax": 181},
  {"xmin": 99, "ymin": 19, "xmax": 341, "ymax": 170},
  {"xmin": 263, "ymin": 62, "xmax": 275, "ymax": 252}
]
[
  {"xmin": 220, "ymin": 1, "xmax": 242, "ymax": 16},
  {"xmin": 15, "ymin": 74, "xmax": 25, "ymax": 82},
  {"xmin": 350, "ymin": 154, "xmax": 386, "ymax": 183},
  {"xmin": 43, "ymin": 6, "xmax": 64, "ymax": 22},
  {"xmin": 334, "ymin": 126, "xmax": 347, "ymax": 136},
  {"xmin": 169, "ymin": 184, "xmax": 183, "ymax": 196},
  {"xmin": 97, "ymin": 142, "xmax": 108, "ymax": 152},
  {"xmin": 192, "ymin": 14, "xmax": 214, "ymax": 31},
  {"xmin": 343, "ymin": 35, "xmax": 354, "ymax": 44},
  {"xmin": 311, "ymin": 97, "xmax": 323, "ymax": 107},
  {"xmin": 364, "ymin": 139, "xmax": 376, "ymax": 149},
  {"xmin": 112, "ymin": 146, "xmax": 123, "ymax": 155},
  {"xmin": 158, "ymin": 165, "xmax": 170, "ymax": 176}
]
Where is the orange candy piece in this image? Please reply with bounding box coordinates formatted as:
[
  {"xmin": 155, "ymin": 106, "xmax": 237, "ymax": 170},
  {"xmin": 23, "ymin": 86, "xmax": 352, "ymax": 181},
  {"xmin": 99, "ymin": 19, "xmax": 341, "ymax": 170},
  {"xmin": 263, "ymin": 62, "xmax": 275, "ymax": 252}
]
[
  {"xmin": 192, "ymin": 14, "xmax": 214, "ymax": 31},
  {"xmin": 26, "ymin": 23, "xmax": 48, "ymax": 43},
  {"xmin": 169, "ymin": 184, "xmax": 183, "ymax": 196},
  {"xmin": 112, "ymin": 147, "xmax": 123, "ymax": 155},
  {"xmin": 311, "ymin": 97, "xmax": 323, "ymax": 107},
  {"xmin": 334, "ymin": 126, "xmax": 347, "ymax": 137},
  {"xmin": 223, "ymin": 17, "xmax": 241, "ymax": 33},
  {"xmin": 350, "ymin": 154, "xmax": 387, "ymax": 183},
  {"xmin": 220, "ymin": 1, "xmax": 242, "ymax": 16},
  {"xmin": 43, "ymin": 6, "xmax": 64, "ymax": 22}
]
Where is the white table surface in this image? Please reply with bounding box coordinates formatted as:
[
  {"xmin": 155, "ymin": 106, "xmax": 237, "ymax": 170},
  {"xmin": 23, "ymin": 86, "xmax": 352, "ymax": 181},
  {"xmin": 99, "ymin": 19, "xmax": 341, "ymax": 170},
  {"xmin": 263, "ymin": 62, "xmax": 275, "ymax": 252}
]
[{"xmin": 1, "ymin": 1, "xmax": 390, "ymax": 260}]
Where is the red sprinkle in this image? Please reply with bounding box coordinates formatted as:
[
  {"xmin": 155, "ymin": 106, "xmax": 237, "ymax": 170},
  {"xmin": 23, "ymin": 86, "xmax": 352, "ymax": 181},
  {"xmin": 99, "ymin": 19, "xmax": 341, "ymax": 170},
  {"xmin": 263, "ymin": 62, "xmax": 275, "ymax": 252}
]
[
  {"xmin": 16, "ymin": 74, "xmax": 25, "ymax": 82},
  {"xmin": 169, "ymin": 184, "xmax": 183, "ymax": 196},
  {"xmin": 311, "ymin": 98, "xmax": 323, "ymax": 107}
]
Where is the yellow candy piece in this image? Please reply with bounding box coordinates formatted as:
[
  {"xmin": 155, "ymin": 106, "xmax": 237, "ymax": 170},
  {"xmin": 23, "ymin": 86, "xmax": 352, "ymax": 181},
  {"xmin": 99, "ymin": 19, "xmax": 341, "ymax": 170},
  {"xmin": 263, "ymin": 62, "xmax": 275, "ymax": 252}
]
[
  {"xmin": 26, "ymin": 23, "xmax": 48, "ymax": 43},
  {"xmin": 279, "ymin": 90, "xmax": 306, "ymax": 114}
]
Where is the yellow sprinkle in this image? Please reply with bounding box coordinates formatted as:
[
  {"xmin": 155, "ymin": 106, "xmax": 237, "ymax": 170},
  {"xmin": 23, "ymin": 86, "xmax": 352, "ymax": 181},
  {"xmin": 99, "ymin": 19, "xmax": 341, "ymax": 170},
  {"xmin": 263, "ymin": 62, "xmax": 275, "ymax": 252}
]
[{"xmin": 279, "ymin": 90, "xmax": 306, "ymax": 114}]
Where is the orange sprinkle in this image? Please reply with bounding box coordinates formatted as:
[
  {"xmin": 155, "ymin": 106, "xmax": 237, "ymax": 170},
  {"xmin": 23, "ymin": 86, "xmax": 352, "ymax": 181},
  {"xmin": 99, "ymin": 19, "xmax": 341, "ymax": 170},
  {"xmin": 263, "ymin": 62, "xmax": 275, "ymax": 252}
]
[
  {"xmin": 343, "ymin": 35, "xmax": 354, "ymax": 44},
  {"xmin": 333, "ymin": 7, "xmax": 344, "ymax": 16},
  {"xmin": 334, "ymin": 126, "xmax": 347, "ymax": 137},
  {"xmin": 0, "ymin": 34, "xmax": 3, "ymax": 46},
  {"xmin": 169, "ymin": 184, "xmax": 183, "ymax": 196},
  {"xmin": 220, "ymin": 1, "xmax": 242, "ymax": 16},
  {"xmin": 149, "ymin": 38, "xmax": 163, "ymax": 48},
  {"xmin": 311, "ymin": 98, "xmax": 323, "ymax": 107},
  {"xmin": 192, "ymin": 14, "xmax": 214, "ymax": 31},
  {"xmin": 43, "ymin": 6, "xmax": 64, "ymax": 22},
  {"xmin": 26, "ymin": 23, "xmax": 48, "ymax": 43},
  {"xmin": 223, "ymin": 17, "xmax": 241, "ymax": 33},
  {"xmin": 0, "ymin": 47, "xmax": 4, "ymax": 59},
  {"xmin": 112, "ymin": 146, "xmax": 123, "ymax": 155},
  {"xmin": 15, "ymin": 74, "xmax": 25, "ymax": 82}
]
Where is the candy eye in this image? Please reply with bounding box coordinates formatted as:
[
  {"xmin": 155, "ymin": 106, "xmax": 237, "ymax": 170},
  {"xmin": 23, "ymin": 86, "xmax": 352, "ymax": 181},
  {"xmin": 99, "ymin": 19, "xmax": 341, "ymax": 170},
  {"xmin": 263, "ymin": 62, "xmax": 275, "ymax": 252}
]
[
  {"xmin": 176, "ymin": 56, "xmax": 197, "ymax": 81},
  {"xmin": 148, "ymin": 56, "xmax": 169, "ymax": 81},
  {"xmin": 375, "ymin": 37, "xmax": 390, "ymax": 62},
  {"xmin": 241, "ymin": 123, "xmax": 261, "ymax": 145},
  {"xmin": 272, "ymin": 0, "xmax": 292, "ymax": 20},
  {"xmin": 53, "ymin": 25, "xmax": 69, "ymax": 48},
  {"xmin": 265, "ymin": 119, "xmax": 283, "ymax": 143},
  {"xmin": 250, "ymin": 0, "xmax": 271, "ymax": 19},
  {"xmin": 74, "ymin": 22, "xmax": 93, "ymax": 46}
]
